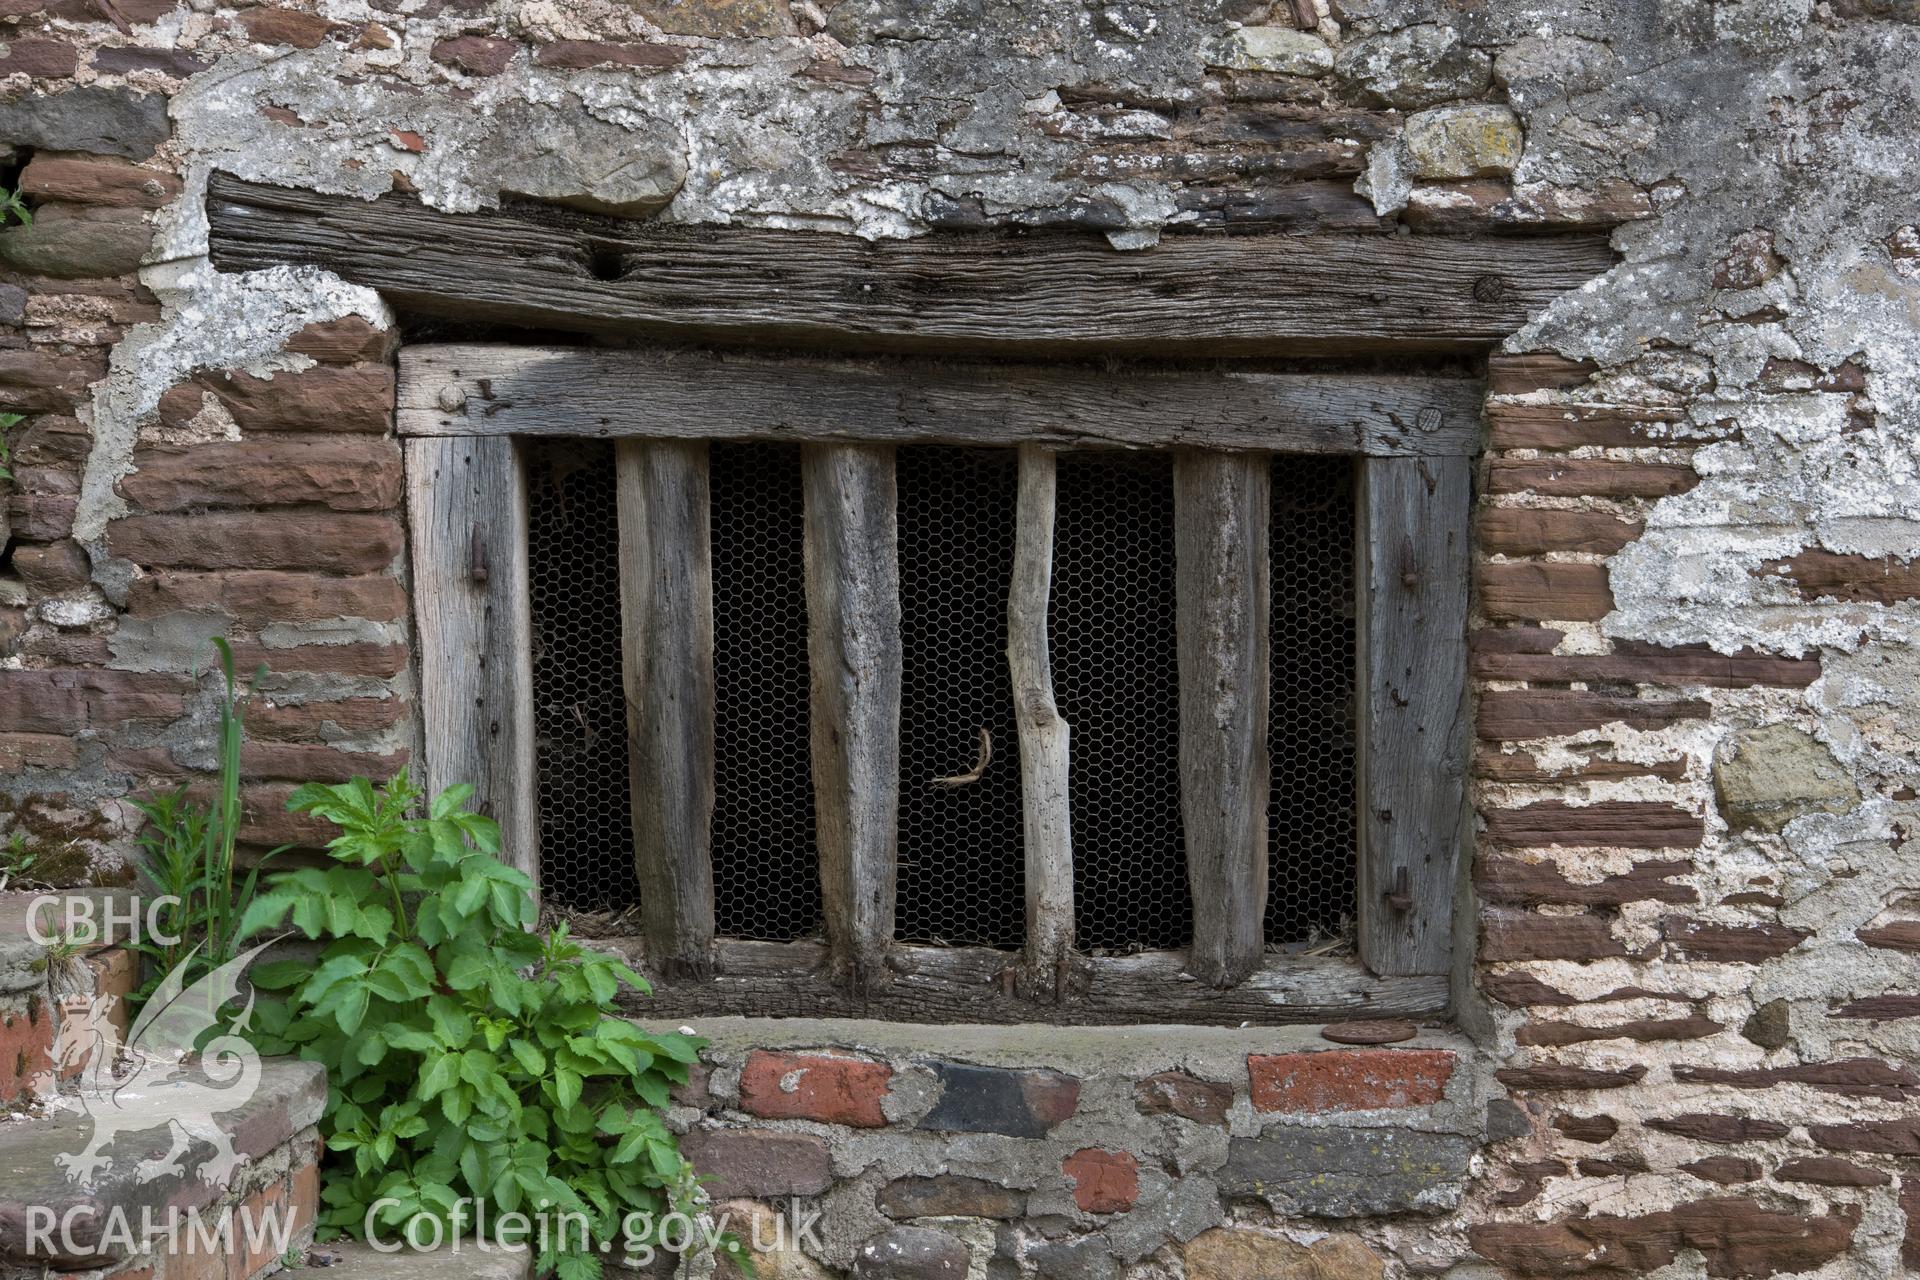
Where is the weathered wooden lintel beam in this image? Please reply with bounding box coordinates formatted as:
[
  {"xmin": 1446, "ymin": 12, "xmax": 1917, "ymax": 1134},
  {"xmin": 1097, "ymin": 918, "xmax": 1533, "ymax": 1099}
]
[{"xmin": 207, "ymin": 172, "xmax": 1615, "ymax": 360}]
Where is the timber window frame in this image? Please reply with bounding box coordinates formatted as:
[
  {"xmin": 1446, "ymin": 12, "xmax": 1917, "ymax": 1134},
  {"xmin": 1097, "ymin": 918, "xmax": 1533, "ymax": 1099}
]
[
  {"xmin": 399, "ymin": 347, "xmax": 1471, "ymax": 1026},
  {"xmin": 197, "ymin": 172, "xmax": 1597, "ymax": 1024}
]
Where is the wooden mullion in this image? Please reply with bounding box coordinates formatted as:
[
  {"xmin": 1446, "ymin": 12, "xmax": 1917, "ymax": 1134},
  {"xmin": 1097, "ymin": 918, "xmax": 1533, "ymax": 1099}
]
[
  {"xmin": 405, "ymin": 435, "xmax": 538, "ymax": 894},
  {"xmin": 616, "ymin": 440, "xmax": 716, "ymax": 978},
  {"xmin": 1009, "ymin": 445, "xmax": 1075, "ymax": 999},
  {"xmin": 1174, "ymin": 450, "xmax": 1272, "ymax": 988},
  {"xmin": 1356, "ymin": 455, "xmax": 1471, "ymax": 977},
  {"xmin": 803, "ymin": 444, "xmax": 903, "ymax": 993}
]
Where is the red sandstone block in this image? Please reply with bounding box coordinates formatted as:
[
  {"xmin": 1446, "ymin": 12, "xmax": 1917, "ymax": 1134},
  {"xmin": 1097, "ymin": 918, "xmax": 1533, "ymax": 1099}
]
[
  {"xmin": 1062, "ymin": 1148, "xmax": 1138, "ymax": 1214},
  {"xmin": 236, "ymin": 8, "xmax": 338, "ymax": 48},
  {"xmin": 738, "ymin": 1050, "xmax": 893, "ymax": 1127},
  {"xmin": 120, "ymin": 438, "xmax": 404, "ymax": 513},
  {"xmin": 247, "ymin": 697, "xmax": 407, "ymax": 743},
  {"xmin": 1247, "ymin": 1049, "xmax": 1454, "ymax": 1114},
  {"xmin": 19, "ymin": 152, "xmax": 181, "ymax": 208},
  {"xmin": 1479, "ymin": 562, "xmax": 1614, "ymax": 623},
  {"xmin": 7, "ymin": 494, "xmax": 78, "ymax": 540},
  {"xmin": 0, "ymin": 732, "xmax": 83, "ymax": 770},
  {"xmin": 127, "ymin": 570, "xmax": 407, "ymax": 626},
  {"xmin": 0, "ymin": 348, "xmax": 107, "ymax": 413},
  {"xmin": 0, "ymin": 39, "xmax": 78, "ymax": 77},
  {"xmin": 1487, "ymin": 458, "xmax": 1699, "ymax": 499},
  {"xmin": 177, "ymin": 365, "xmax": 395, "ymax": 434},
  {"xmin": 432, "ymin": 36, "xmax": 519, "ymax": 75}
]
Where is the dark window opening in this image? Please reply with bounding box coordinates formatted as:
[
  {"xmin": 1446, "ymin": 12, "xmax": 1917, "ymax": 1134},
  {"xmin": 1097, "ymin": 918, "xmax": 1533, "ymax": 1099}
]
[{"xmin": 526, "ymin": 443, "xmax": 1356, "ymax": 955}]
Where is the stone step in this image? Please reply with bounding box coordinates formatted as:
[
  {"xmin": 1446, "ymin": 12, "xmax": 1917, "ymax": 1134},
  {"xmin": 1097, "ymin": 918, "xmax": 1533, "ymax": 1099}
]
[
  {"xmin": 316, "ymin": 1240, "xmax": 534, "ymax": 1280},
  {"xmin": 0, "ymin": 1056, "xmax": 325, "ymax": 1276}
]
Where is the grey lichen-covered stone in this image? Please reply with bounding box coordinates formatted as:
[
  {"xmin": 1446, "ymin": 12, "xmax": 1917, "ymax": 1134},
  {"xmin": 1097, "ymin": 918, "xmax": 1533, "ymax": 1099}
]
[
  {"xmin": 1028, "ymin": 1235, "xmax": 1118, "ymax": 1280},
  {"xmin": 1493, "ymin": 35, "xmax": 1621, "ymax": 111},
  {"xmin": 1214, "ymin": 27, "xmax": 1334, "ymax": 77},
  {"xmin": 1713, "ymin": 724, "xmax": 1859, "ymax": 833},
  {"xmin": 0, "ymin": 86, "xmax": 170, "ymax": 160},
  {"xmin": 496, "ymin": 104, "xmax": 688, "ymax": 218},
  {"xmin": 0, "ymin": 205, "xmax": 151, "ymax": 279},
  {"xmin": 1334, "ymin": 25, "xmax": 1493, "ymax": 110},
  {"xmin": 1218, "ymin": 1128, "xmax": 1473, "ymax": 1217},
  {"xmin": 852, "ymin": 1227, "xmax": 969, "ymax": 1280},
  {"xmin": 715, "ymin": 1200, "xmax": 834, "ymax": 1280},
  {"xmin": 1402, "ymin": 105, "xmax": 1524, "ymax": 179}
]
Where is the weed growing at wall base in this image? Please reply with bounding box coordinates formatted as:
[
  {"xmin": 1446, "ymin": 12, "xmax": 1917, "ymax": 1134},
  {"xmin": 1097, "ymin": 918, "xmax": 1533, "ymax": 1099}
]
[{"xmin": 239, "ymin": 770, "xmax": 739, "ymax": 1280}]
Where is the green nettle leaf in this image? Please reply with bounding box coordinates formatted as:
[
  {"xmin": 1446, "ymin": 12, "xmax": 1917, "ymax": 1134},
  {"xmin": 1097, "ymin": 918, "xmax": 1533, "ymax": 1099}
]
[{"xmin": 240, "ymin": 774, "xmax": 718, "ymax": 1274}]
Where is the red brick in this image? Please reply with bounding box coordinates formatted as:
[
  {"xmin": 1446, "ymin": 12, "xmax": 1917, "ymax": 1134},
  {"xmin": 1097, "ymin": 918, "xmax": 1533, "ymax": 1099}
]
[
  {"xmin": 1488, "ymin": 458, "xmax": 1699, "ymax": 499},
  {"xmin": 1859, "ymin": 921, "xmax": 1920, "ymax": 953},
  {"xmin": 1483, "ymin": 801, "xmax": 1703, "ymax": 849},
  {"xmin": 1674, "ymin": 1058, "xmax": 1917, "ymax": 1102},
  {"xmin": 19, "ymin": 152, "xmax": 181, "ymax": 208},
  {"xmin": 1487, "ymin": 403, "xmax": 1698, "ymax": 450},
  {"xmin": 1683, "ymin": 1156, "xmax": 1760, "ymax": 1185},
  {"xmin": 533, "ymin": 39, "xmax": 687, "ymax": 70},
  {"xmin": 1480, "ymin": 562, "xmax": 1614, "ymax": 622},
  {"xmin": 237, "ymin": 8, "xmax": 338, "ymax": 47},
  {"xmin": 119, "ymin": 438, "xmax": 403, "ymax": 512},
  {"xmin": 738, "ymin": 1050, "xmax": 893, "ymax": 1127},
  {"xmin": 1475, "ymin": 750, "xmax": 1689, "ymax": 783},
  {"xmin": 1481, "ymin": 912, "xmax": 1627, "ymax": 962},
  {"xmin": 1647, "ymin": 1113, "xmax": 1789, "ymax": 1143},
  {"xmin": 1476, "ymin": 649, "xmax": 1817, "ymax": 689},
  {"xmin": 1493, "ymin": 1063, "xmax": 1647, "ymax": 1091},
  {"xmin": 0, "ymin": 1000, "xmax": 54, "ymax": 1101},
  {"xmin": 1486, "ymin": 353, "xmax": 1599, "ymax": 395},
  {"xmin": 1477, "ymin": 856, "xmax": 1696, "ymax": 907},
  {"xmin": 1062, "ymin": 1148, "xmax": 1137, "ymax": 1214},
  {"xmin": 127, "ymin": 570, "xmax": 407, "ymax": 626},
  {"xmin": 1516, "ymin": 1015, "xmax": 1718, "ymax": 1046},
  {"xmin": 0, "ymin": 39, "xmax": 78, "ymax": 77},
  {"xmin": 1762, "ymin": 550, "xmax": 1920, "ymax": 604},
  {"xmin": 247, "ymin": 697, "xmax": 406, "ymax": 742},
  {"xmin": 1478, "ymin": 691, "xmax": 1707, "ymax": 740},
  {"xmin": 431, "ymin": 36, "xmax": 519, "ymax": 75},
  {"xmin": 107, "ymin": 512, "xmax": 404, "ymax": 573},
  {"xmin": 1663, "ymin": 918, "xmax": 1809, "ymax": 962},
  {"xmin": 1470, "ymin": 1199, "xmax": 1856, "ymax": 1280},
  {"xmin": 112, "ymin": 743, "xmax": 408, "ymax": 783},
  {"xmin": 1775, "ymin": 1157, "xmax": 1890, "ymax": 1187},
  {"xmin": 177, "ymin": 365, "xmax": 395, "ymax": 434},
  {"xmin": 1480, "ymin": 508, "xmax": 1644, "ymax": 556},
  {"xmin": 1247, "ymin": 1049, "xmax": 1453, "ymax": 1114},
  {"xmin": 284, "ymin": 316, "xmax": 395, "ymax": 365}
]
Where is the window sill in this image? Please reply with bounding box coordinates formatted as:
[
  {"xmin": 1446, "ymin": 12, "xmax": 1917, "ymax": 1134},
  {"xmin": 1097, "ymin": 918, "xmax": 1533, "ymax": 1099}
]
[{"xmin": 595, "ymin": 936, "xmax": 1448, "ymax": 1027}]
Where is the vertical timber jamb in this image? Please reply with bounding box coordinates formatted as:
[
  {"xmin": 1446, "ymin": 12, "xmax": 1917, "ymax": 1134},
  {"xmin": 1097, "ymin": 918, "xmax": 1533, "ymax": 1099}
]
[
  {"xmin": 1009, "ymin": 445, "xmax": 1074, "ymax": 999},
  {"xmin": 406, "ymin": 435, "xmax": 539, "ymax": 895},
  {"xmin": 803, "ymin": 444, "xmax": 903, "ymax": 993},
  {"xmin": 617, "ymin": 440, "xmax": 717, "ymax": 979},
  {"xmin": 1356, "ymin": 455, "xmax": 1471, "ymax": 977},
  {"xmin": 1175, "ymin": 450, "xmax": 1272, "ymax": 989}
]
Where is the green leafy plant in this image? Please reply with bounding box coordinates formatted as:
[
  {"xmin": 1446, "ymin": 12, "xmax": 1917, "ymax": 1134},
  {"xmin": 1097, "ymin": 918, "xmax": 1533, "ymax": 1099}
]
[
  {"xmin": 0, "ymin": 410, "xmax": 22, "ymax": 483},
  {"xmin": 130, "ymin": 638, "xmax": 289, "ymax": 1000},
  {"xmin": 240, "ymin": 771, "xmax": 731, "ymax": 1280},
  {"xmin": 0, "ymin": 832, "xmax": 43, "ymax": 890},
  {"xmin": 0, "ymin": 187, "xmax": 30, "ymax": 229}
]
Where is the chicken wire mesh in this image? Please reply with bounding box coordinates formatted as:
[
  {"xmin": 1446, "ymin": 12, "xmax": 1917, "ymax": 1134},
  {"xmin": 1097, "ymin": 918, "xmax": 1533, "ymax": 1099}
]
[
  {"xmin": 525, "ymin": 441, "xmax": 1357, "ymax": 953},
  {"xmin": 525, "ymin": 440, "xmax": 634, "ymax": 913}
]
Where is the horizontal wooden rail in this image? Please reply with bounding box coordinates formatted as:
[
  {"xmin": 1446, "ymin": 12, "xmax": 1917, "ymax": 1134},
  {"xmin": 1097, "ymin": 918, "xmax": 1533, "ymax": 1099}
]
[
  {"xmin": 600, "ymin": 938, "xmax": 1448, "ymax": 1026},
  {"xmin": 208, "ymin": 172, "xmax": 1613, "ymax": 359},
  {"xmin": 397, "ymin": 344, "xmax": 1483, "ymax": 457}
]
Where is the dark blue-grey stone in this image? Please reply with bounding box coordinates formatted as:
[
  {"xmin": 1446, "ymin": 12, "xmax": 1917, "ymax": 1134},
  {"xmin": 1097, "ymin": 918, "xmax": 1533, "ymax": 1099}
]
[
  {"xmin": 1219, "ymin": 1127, "xmax": 1474, "ymax": 1217},
  {"xmin": 0, "ymin": 87, "xmax": 170, "ymax": 161},
  {"xmin": 916, "ymin": 1061, "xmax": 1080, "ymax": 1138}
]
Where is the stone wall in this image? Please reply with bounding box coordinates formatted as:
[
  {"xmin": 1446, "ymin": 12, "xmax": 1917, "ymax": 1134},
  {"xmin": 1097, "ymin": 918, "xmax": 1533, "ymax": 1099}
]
[{"xmin": 2, "ymin": 0, "xmax": 1919, "ymax": 1277}]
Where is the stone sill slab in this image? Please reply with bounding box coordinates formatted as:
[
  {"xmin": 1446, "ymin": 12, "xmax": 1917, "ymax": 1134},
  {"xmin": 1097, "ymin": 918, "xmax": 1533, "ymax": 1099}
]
[
  {"xmin": 0, "ymin": 1057, "xmax": 326, "ymax": 1265},
  {"xmin": 324, "ymin": 1240, "xmax": 534, "ymax": 1280}
]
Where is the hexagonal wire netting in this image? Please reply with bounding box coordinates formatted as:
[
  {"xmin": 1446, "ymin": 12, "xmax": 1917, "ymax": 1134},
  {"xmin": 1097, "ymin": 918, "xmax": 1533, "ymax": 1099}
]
[{"xmin": 525, "ymin": 441, "xmax": 1355, "ymax": 952}]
